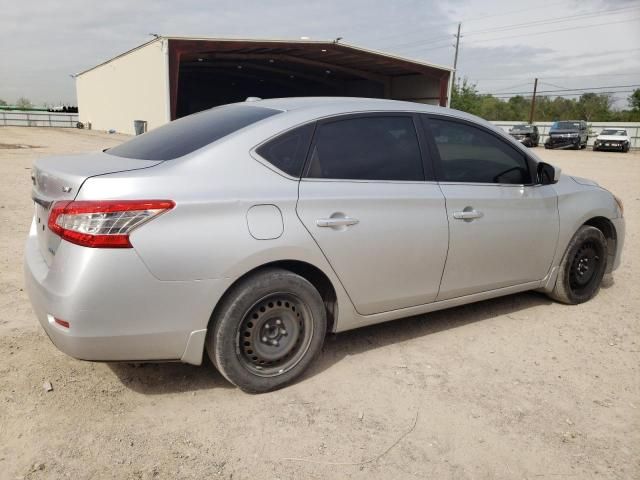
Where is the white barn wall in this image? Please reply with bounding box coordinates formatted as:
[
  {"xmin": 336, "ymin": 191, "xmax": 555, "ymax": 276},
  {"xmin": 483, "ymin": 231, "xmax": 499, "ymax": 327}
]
[
  {"xmin": 391, "ymin": 74, "xmax": 441, "ymax": 105},
  {"xmin": 76, "ymin": 40, "xmax": 169, "ymax": 135}
]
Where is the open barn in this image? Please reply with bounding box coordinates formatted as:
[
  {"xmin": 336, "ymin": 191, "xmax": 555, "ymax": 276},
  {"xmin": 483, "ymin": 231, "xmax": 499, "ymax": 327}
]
[{"xmin": 76, "ymin": 37, "xmax": 452, "ymax": 134}]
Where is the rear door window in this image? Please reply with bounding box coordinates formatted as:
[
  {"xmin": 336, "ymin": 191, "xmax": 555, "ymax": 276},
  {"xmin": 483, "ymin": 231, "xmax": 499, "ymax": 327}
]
[
  {"xmin": 108, "ymin": 104, "xmax": 280, "ymax": 160},
  {"xmin": 255, "ymin": 123, "xmax": 315, "ymax": 177},
  {"xmin": 304, "ymin": 115, "xmax": 424, "ymax": 181}
]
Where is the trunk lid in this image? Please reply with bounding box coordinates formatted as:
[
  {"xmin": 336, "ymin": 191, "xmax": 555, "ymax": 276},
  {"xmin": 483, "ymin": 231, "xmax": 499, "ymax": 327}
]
[{"xmin": 31, "ymin": 151, "xmax": 162, "ymax": 265}]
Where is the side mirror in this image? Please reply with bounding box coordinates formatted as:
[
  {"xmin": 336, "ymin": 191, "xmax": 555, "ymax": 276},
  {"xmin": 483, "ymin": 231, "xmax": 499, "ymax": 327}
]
[{"xmin": 537, "ymin": 162, "xmax": 561, "ymax": 185}]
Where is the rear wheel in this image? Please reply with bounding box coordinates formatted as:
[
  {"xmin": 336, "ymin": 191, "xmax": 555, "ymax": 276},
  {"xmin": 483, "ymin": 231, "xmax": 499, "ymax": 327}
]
[
  {"xmin": 206, "ymin": 268, "xmax": 326, "ymax": 393},
  {"xmin": 548, "ymin": 226, "xmax": 607, "ymax": 304}
]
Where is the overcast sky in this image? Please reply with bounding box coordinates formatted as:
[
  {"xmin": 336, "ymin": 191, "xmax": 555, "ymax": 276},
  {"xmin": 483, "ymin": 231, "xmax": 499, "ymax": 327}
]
[{"xmin": 1, "ymin": 0, "xmax": 639, "ymax": 107}]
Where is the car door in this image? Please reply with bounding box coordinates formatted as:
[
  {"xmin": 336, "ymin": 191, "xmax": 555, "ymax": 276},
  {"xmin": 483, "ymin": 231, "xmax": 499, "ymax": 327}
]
[
  {"xmin": 421, "ymin": 115, "xmax": 559, "ymax": 301},
  {"xmin": 296, "ymin": 113, "xmax": 449, "ymax": 316}
]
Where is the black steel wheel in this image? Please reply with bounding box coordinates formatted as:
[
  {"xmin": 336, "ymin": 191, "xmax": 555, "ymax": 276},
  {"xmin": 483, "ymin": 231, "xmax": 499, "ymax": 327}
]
[
  {"xmin": 548, "ymin": 226, "xmax": 608, "ymax": 304},
  {"xmin": 237, "ymin": 292, "xmax": 313, "ymax": 377},
  {"xmin": 206, "ymin": 268, "xmax": 327, "ymax": 393},
  {"xmin": 568, "ymin": 241, "xmax": 603, "ymax": 297}
]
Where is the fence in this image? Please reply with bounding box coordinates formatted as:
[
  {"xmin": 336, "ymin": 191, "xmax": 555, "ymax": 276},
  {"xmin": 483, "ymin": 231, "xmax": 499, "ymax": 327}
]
[
  {"xmin": 491, "ymin": 121, "xmax": 640, "ymax": 149},
  {"xmin": 0, "ymin": 110, "xmax": 79, "ymax": 128}
]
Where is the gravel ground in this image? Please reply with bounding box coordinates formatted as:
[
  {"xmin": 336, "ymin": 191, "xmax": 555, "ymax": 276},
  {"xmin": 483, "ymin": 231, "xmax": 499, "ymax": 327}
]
[{"xmin": 0, "ymin": 127, "xmax": 638, "ymax": 480}]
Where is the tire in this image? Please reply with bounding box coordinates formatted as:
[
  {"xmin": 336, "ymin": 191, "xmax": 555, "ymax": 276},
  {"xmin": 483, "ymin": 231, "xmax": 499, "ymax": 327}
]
[
  {"xmin": 206, "ymin": 268, "xmax": 327, "ymax": 393},
  {"xmin": 548, "ymin": 226, "xmax": 608, "ymax": 305},
  {"xmin": 623, "ymin": 143, "xmax": 630, "ymax": 153}
]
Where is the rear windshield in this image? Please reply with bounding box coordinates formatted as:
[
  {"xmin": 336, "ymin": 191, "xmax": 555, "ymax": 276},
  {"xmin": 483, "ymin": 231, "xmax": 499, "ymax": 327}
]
[{"xmin": 107, "ymin": 104, "xmax": 280, "ymax": 160}]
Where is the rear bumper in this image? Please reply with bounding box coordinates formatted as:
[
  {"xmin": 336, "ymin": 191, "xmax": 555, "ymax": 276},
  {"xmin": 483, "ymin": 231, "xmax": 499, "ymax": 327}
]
[{"xmin": 24, "ymin": 220, "xmax": 225, "ymax": 365}]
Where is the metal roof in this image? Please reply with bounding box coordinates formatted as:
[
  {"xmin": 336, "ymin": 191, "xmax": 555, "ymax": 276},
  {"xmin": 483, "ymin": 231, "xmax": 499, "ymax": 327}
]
[{"xmin": 76, "ymin": 36, "xmax": 453, "ymax": 78}]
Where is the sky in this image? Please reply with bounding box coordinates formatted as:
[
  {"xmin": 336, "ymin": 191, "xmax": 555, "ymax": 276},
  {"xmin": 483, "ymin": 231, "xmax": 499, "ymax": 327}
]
[{"xmin": 1, "ymin": 0, "xmax": 639, "ymax": 108}]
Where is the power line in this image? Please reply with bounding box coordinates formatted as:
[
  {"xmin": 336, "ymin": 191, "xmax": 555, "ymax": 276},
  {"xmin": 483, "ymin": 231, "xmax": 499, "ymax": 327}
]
[
  {"xmin": 457, "ymin": 47, "xmax": 640, "ymax": 71},
  {"xmin": 488, "ymin": 81, "xmax": 535, "ymax": 93},
  {"xmin": 489, "ymin": 90, "xmax": 636, "ymax": 99},
  {"xmin": 480, "ymin": 84, "xmax": 640, "ymax": 95},
  {"xmin": 385, "ymin": 6, "xmax": 640, "ymax": 51},
  {"xmin": 459, "ymin": 0, "xmax": 566, "ymax": 23},
  {"xmin": 463, "ymin": 4, "xmax": 640, "ymax": 37},
  {"xmin": 471, "ymin": 71, "xmax": 640, "ymax": 81},
  {"xmin": 459, "ymin": 17, "xmax": 640, "ymax": 46},
  {"xmin": 539, "ymin": 81, "xmax": 570, "ymax": 90}
]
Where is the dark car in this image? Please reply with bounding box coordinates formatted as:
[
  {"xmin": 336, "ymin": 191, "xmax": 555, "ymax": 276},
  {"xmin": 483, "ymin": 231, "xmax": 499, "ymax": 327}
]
[
  {"xmin": 544, "ymin": 120, "xmax": 588, "ymax": 150},
  {"xmin": 509, "ymin": 124, "xmax": 540, "ymax": 147}
]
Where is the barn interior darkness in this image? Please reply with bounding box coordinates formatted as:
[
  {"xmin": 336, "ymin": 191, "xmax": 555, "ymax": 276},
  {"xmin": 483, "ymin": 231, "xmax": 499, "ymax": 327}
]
[
  {"xmin": 176, "ymin": 56, "xmax": 385, "ymax": 117},
  {"xmin": 169, "ymin": 40, "xmax": 450, "ymax": 119}
]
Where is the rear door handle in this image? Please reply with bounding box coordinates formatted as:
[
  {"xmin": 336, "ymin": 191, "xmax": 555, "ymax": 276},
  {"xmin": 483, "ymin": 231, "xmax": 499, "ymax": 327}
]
[
  {"xmin": 316, "ymin": 217, "xmax": 359, "ymax": 228},
  {"xmin": 453, "ymin": 210, "xmax": 483, "ymax": 220}
]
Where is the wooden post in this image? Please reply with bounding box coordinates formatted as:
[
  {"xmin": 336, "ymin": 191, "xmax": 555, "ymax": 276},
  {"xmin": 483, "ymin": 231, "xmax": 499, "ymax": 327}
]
[{"xmin": 529, "ymin": 78, "xmax": 538, "ymax": 124}]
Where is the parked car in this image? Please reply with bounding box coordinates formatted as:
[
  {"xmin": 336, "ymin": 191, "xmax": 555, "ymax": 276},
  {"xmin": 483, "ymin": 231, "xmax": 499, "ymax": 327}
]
[
  {"xmin": 544, "ymin": 120, "xmax": 589, "ymax": 149},
  {"xmin": 25, "ymin": 98, "xmax": 625, "ymax": 393},
  {"xmin": 593, "ymin": 128, "xmax": 631, "ymax": 152},
  {"xmin": 508, "ymin": 124, "xmax": 540, "ymax": 147}
]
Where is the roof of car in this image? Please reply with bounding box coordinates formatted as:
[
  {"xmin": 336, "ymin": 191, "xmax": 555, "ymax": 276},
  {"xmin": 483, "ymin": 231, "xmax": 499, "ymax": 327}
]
[{"xmin": 247, "ymin": 96, "xmax": 442, "ymax": 113}]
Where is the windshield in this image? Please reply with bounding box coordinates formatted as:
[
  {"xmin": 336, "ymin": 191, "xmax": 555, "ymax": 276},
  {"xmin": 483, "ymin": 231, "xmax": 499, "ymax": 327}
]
[
  {"xmin": 552, "ymin": 121, "xmax": 581, "ymax": 130},
  {"xmin": 108, "ymin": 104, "xmax": 281, "ymax": 160},
  {"xmin": 600, "ymin": 129, "xmax": 627, "ymax": 136},
  {"xmin": 511, "ymin": 125, "xmax": 532, "ymax": 132}
]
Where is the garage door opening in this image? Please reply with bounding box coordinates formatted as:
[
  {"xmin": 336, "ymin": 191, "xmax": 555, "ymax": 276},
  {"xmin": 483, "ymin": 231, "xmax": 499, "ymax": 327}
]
[{"xmin": 169, "ymin": 39, "xmax": 451, "ymax": 119}]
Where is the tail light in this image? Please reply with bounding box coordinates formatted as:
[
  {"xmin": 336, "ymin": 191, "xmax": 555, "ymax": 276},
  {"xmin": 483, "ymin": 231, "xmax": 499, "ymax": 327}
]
[{"xmin": 48, "ymin": 200, "xmax": 175, "ymax": 248}]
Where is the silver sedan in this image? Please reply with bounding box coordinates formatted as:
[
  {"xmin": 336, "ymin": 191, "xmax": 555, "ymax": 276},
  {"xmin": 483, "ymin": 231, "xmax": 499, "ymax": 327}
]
[{"xmin": 25, "ymin": 97, "xmax": 625, "ymax": 392}]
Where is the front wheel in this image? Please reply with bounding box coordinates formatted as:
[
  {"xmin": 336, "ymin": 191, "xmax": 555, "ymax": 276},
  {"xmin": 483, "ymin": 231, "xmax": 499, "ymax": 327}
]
[
  {"xmin": 548, "ymin": 226, "xmax": 607, "ymax": 305},
  {"xmin": 206, "ymin": 268, "xmax": 327, "ymax": 393}
]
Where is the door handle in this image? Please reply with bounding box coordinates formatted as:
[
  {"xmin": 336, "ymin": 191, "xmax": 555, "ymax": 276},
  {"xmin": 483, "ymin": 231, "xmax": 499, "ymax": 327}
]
[
  {"xmin": 453, "ymin": 210, "xmax": 483, "ymax": 220},
  {"xmin": 316, "ymin": 217, "xmax": 359, "ymax": 228}
]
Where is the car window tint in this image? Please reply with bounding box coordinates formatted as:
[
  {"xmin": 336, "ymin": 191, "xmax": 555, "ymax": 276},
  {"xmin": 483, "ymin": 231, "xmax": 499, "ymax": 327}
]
[
  {"xmin": 305, "ymin": 116, "xmax": 423, "ymax": 181},
  {"xmin": 256, "ymin": 123, "xmax": 314, "ymax": 177},
  {"xmin": 108, "ymin": 104, "xmax": 280, "ymax": 160},
  {"xmin": 426, "ymin": 117, "xmax": 531, "ymax": 184}
]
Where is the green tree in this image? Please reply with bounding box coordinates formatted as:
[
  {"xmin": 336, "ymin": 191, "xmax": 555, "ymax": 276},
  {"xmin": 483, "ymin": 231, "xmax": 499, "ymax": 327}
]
[
  {"xmin": 0, "ymin": 98, "xmax": 7, "ymax": 106},
  {"xmin": 15, "ymin": 97, "xmax": 33, "ymax": 109},
  {"xmin": 450, "ymin": 80, "xmax": 636, "ymax": 122},
  {"xmin": 451, "ymin": 78, "xmax": 483, "ymax": 116},
  {"xmin": 577, "ymin": 93, "xmax": 612, "ymax": 122},
  {"xmin": 629, "ymin": 88, "xmax": 640, "ymax": 111}
]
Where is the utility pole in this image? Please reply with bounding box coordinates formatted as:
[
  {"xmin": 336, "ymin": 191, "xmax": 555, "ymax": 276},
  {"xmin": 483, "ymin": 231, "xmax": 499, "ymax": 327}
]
[
  {"xmin": 529, "ymin": 77, "xmax": 538, "ymax": 124},
  {"xmin": 450, "ymin": 22, "xmax": 462, "ymax": 103}
]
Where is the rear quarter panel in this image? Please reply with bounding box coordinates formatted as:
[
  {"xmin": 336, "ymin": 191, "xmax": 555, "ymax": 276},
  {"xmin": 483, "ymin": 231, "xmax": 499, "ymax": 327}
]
[{"xmin": 76, "ymin": 128, "xmax": 357, "ymax": 332}]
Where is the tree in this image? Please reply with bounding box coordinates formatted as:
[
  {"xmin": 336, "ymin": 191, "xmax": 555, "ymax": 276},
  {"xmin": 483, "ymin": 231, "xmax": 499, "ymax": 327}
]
[
  {"xmin": 577, "ymin": 93, "xmax": 612, "ymax": 122},
  {"xmin": 451, "ymin": 78, "xmax": 483, "ymax": 116},
  {"xmin": 0, "ymin": 99, "xmax": 7, "ymax": 106},
  {"xmin": 15, "ymin": 97, "xmax": 33, "ymax": 109},
  {"xmin": 450, "ymin": 81, "xmax": 637, "ymax": 121},
  {"xmin": 629, "ymin": 88, "xmax": 640, "ymax": 112}
]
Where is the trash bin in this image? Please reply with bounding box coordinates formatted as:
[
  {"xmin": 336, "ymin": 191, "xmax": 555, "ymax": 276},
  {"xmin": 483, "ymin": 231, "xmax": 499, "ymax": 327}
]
[{"xmin": 134, "ymin": 120, "xmax": 148, "ymax": 135}]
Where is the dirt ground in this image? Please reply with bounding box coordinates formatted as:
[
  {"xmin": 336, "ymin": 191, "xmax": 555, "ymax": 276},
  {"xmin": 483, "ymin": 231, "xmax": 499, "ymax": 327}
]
[{"xmin": 0, "ymin": 127, "xmax": 638, "ymax": 480}]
